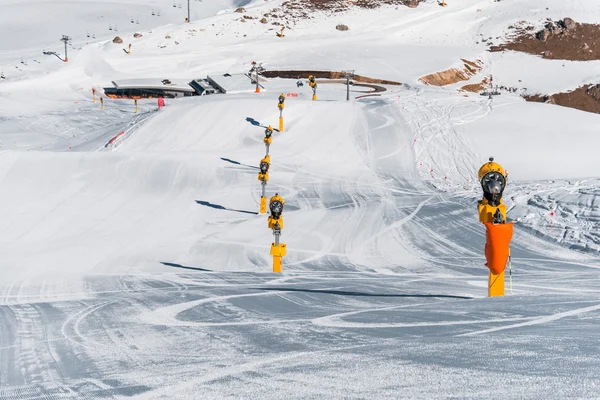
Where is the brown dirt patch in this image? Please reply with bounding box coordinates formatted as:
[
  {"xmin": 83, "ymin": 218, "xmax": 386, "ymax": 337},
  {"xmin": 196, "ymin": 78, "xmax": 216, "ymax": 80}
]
[
  {"xmin": 524, "ymin": 84, "xmax": 600, "ymax": 114},
  {"xmin": 266, "ymin": 0, "xmax": 422, "ymax": 23},
  {"xmin": 287, "ymin": 0, "xmax": 423, "ymax": 11},
  {"xmin": 419, "ymin": 59, "xmax": 483, "ymax": 86},
  {"xmin": 491, "ymin": 18, "xmax": 600, "ymax": 61},
  {"xmin": 263, "ymin": 70, "xmax": 402, "ymax": 85},
  {"xmin": 460, "ymin": 77, "xmax": 490, "ymax": 93}
]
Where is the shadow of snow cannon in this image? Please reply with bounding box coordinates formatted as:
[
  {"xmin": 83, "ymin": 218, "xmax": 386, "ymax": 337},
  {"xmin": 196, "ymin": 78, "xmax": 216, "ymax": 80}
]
[{"xmin": 478, "ymin": 157, "xmax": 514, "ymax": 297}]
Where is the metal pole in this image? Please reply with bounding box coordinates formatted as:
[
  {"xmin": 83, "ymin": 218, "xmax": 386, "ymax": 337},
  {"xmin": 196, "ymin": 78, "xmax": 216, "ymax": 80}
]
[
  {"xmin": 64, "ymin": 41, "xmax": 68, "ymax": 61},
  {"xmin": 261, "ymin": 180, "xmax": 266, "ymax": 198},
  {"xmin": 274, "ymin": 225, "xmax": 280, "ymax": 246},
  {"xmin": 346, "ymin": 74, "xmax": 350, "ymax": 101},
  {"xmin": 187, "ymin": 0, "xmax": 190, "ymax": 22},
  {"xmin": 509, "ymin": 249, "xmax": 513, "ymax": 294}
]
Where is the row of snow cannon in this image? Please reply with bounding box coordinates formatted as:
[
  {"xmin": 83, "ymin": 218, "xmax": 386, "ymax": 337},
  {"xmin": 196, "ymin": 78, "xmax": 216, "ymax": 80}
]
[
  {"xmin": 478, "ymin": 157, "xmax": 514, "ymax": 297},
  {"xmin": 258, "ymin": 94, "xmax": 287, "ymax": 272}
]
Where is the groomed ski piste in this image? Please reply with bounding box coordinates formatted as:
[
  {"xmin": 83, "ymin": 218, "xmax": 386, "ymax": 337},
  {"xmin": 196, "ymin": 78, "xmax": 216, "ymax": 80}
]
[{"xmin": 2, "ymin": 0, "xmax": 600, "ymax": 398}]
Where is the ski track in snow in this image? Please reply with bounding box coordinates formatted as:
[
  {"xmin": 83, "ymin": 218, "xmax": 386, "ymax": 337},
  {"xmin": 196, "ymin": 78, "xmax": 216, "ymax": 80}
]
[{"xmin": 460, "ymin": 302, "xmax": 600, "ymax": 336}]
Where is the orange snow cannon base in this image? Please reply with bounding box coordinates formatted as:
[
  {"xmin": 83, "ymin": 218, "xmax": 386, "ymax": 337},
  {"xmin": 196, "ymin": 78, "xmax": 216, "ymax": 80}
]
[
  {"xmin": 484, "ymin": 222, "xmax": 513, "ymax": 297},
  {"xmin": 484, "ymin": 222, "xmax": 513, "ymax": 275}
]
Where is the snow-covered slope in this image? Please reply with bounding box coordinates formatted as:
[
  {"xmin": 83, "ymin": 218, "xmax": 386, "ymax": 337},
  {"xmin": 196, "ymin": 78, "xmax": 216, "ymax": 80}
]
[{"xmin": 2, "ymin": 0, "xmax": 600, "ymax": 398}]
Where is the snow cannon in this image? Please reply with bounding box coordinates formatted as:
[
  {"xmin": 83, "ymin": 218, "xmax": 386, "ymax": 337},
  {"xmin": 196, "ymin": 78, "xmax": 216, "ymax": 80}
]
[
  {"xmin": 278, "ymin": 94, "xmax": 285, "ymax": 132},
  {"xmin": 308, "ymin": 75, "xmax": 317, "ymax": 100},
  {"xmin": 268, "ymin": 194, "xmax": 286, "ymax": 273},
  {"xmin": 478, "ymin": 157, "xmax": 513, "ymax": 297},
  {"xmin": 264, "ymin": 125, "xmax": 274, "ymax": 155},
  {"xmin": 268, "ymin": 194, "xmax": 284, "ymax": 224},
  {"xmin": 258, "ymin": 156, "xmax": 270, "ymax": 214},
  {"xmin": 250, "ymin": 61, "xmax": 264, "ymax": 93}
]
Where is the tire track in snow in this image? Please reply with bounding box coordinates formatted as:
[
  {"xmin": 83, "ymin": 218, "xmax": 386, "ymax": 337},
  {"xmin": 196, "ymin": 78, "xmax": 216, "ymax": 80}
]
[
  {"xmin": 459, "ymin": 302, "xmax": 600, "ymax": 336},
  {"xmin": 61, "ymin": 301, "xmax": 115, "ymax": 350},
  {"xmin": 2, "ymin": 303, "xmax": 65, "ymax": 387},
  {"xmin": 137, "ymin": 341, "xmax": 386, "ymax": 398},
  {"xmin": 138, "ymin": 290, "xmax": 303, "ymax": 327},
  {"xmin": 310, "ymin": 300, "xmax": 539, "ymax": 330}
]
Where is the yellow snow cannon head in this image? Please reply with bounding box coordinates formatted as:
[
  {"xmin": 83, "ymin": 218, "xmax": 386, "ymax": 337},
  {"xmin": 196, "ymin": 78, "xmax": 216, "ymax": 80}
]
[
  {"xmin": 478, "ymin": 157, "xmax": 507, "ymax": 206},
  {"xmin": 269, "ymin": 193, "xmax": 284, "ymax": 219},
  {"xmin": 260, "ymin": 156, "xmax": 270, "ymax": 172},
  {"xmin": 265, "ymin": 125, "xmax": 273, "ymax": 138},
  {"xmin": 478, "ymin": 157, "xmax": 506, "ymax": 181}
]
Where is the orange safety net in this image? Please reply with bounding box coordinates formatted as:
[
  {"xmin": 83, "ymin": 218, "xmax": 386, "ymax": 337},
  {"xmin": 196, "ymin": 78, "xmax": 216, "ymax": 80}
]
[{"xmin": 483, "ymin": 222, "xmax": 514, "ymax": 274}]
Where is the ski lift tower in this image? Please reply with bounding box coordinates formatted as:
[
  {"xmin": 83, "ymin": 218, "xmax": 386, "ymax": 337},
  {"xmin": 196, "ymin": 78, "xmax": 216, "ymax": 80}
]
[
  {"xmin": 187, "ymin": 0, "xmax": 190, "ymax": 22},
  {"xmin": 342, "ymin": 70, "xmax": 355, "ymax": 101},
  {"xmin": 60, "ymin": 35, "xmax": 71, "ymax": 62},
  {"xmin": 250, "ymin": 62, "xmax": 265, "ymax": 93}
]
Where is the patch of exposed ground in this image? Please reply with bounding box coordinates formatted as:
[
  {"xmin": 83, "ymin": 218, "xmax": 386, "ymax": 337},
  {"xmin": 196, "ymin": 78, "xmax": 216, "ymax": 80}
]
[
  {"xmin": 524, "ymin": 84, "xmax": 600, "ymax": 114},
  {"xmin": 237, "ymin": 0, "xmax": 423, "ymax": 27},
  {"xmin": 460, "ymin": 76, "xmax": 490, "ymax": 93},
  {"xmin": 419, "ymin": 59, "xmax": 483, "ymax": 87},
  {"xmin": 263, "ymin": 70, "xmax": 402, "ymax": 85},
  {"xmin": 491, "ymin": 18, "xmax": 600, "ymax": 61},
  {"xmin": 285, "ymin": 0, "xmax": 422, "ymax": 12}
]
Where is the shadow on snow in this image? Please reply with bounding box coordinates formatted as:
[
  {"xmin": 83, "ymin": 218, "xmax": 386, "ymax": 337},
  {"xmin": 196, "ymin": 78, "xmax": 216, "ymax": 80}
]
[
  {"xmin": 255, "ymin": 287, "xmax": 473, "ymax": 300},
  {"xmin": 220, "ymin": 157, "xmax": 259, "ymax": 170},
  {"xmin": 196, "ymin": 200, "xmax": 259, "ymax": 215},
  {"xmin": 245, "ymin": 117, "xmax": 263, "ymax": 127},
  {"xmin": 161, "ymin": 262, "xmax": 212, "ymax": 272}
]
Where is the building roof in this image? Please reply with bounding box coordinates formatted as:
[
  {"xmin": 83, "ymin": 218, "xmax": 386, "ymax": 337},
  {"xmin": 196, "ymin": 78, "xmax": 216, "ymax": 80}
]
[
  {"xmin": 111, "ymin": 79, "xmax": 196, "ymax": 92},
  {"xmin": 207, "ymin": 73, "xmax": 256, "ymax": 94}
]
